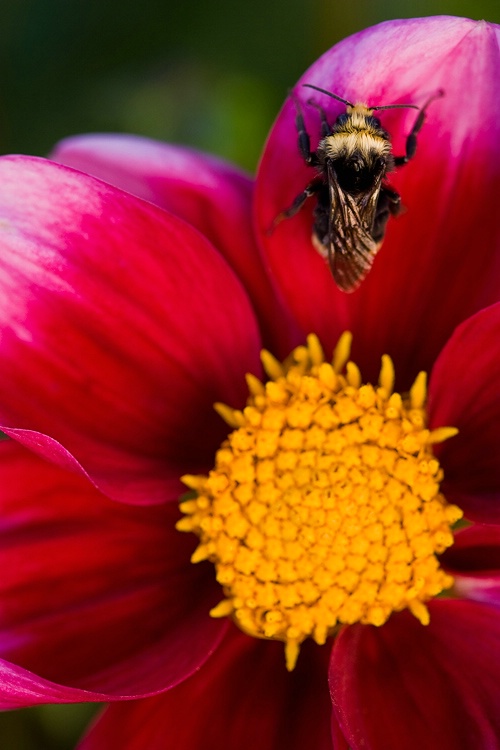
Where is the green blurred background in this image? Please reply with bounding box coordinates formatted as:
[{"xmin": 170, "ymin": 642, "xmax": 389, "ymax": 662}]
[
  {"xmin": 0, "ymin": 0, "xmax": 497, "ymax": 747},
  {"xmin": 2, "ymin": 0, "xmax": 499, "ymax": 172}
]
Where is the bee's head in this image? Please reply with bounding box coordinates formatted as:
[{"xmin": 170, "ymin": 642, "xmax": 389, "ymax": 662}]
[{"xmin": 333, "ymin": 151, "xmax": 388, "ymax": 194}]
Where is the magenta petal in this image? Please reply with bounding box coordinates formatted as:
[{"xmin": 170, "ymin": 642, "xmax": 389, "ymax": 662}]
[
  {"xmin": 78, "ymin": 628, "xmax": 333, "ymax": 750},
  {"xmin": 256, "ymin": 17, "xmax": 500, "ymax": 385},
  {"xmin": 442, "ymin": 525, "xmax": 500, "ymax": 605},
  {"xmin": 0, "ymin": 440, "xmax": 225, "ymax": 705},
  {"xmin": 0, "ymin": 660, "xmax": 105, "ymax": 708},
  {"xmin": 428, "ymin": 303, "xmax": 500, "ymax": 522},
  {"xmin": 51, "ymin": 135, "xmax": 300, "ymax": 356},
  {"xmin": 330, "ymin": 600, "xmax": 500, "ymax": 750},
  {"xmin": 0, "ymin": 155, "xmax": 262, "ymax": 503}
]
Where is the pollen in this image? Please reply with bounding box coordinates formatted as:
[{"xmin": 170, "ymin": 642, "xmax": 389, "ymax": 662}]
[{"xmin": 177, "ymin": 334, "xmax": 462, "ymax": 671}]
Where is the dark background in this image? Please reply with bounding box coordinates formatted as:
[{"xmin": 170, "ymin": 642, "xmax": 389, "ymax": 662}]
[{"xmin": 0, "ymin": 0, "xmax": 498, "ymax": 746}]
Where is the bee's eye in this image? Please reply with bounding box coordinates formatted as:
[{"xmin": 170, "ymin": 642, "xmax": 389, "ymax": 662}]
[{"xmin": 375, "ymin": 156, "xmax": 386, "ymax": 171}]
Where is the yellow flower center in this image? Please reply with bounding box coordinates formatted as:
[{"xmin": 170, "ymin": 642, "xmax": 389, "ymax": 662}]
[{"xmin": 177, "ymin": 334, "xmax": 462, "ymax": 670}]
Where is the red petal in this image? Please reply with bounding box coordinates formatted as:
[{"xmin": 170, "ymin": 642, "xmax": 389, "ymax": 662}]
[
  {"xmin": 0, "ymin": 440, "xmax": 225, "ymax": 706},
  {"xmin": 51, "ymin": 135, "xmax": 300, "ymax": 356},
  {"xmin": 428, "ymin": 303, "xmax": 500, "ymax": 522},
  {"xmin": 330, "ymin": 712, "xmax": 351, "ymax": 750},
  {"xmin": 442, "ymin": 524, "xmax": 500, "ymax": 605},
  {"xmin": 256, "ymin": 17, "xmax": 500, "ymax": 386},
  {"xmin": 0, "ymin": 155, "xmax": 261, "ymax": 503},
  {"xmin": 330, "ymin": 600, "xmax": 500, "ymax": 750},
  {"xmin": 78, "ymin": 627, "xmax": 333, "ymax": 750}
]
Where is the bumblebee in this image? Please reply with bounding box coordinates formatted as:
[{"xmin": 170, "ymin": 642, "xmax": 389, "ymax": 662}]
[{"xmin": 276, "ymin": 84, "xmax": 443, "ymax": 292}]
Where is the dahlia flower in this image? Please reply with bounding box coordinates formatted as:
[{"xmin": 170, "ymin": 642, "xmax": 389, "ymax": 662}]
[{"xmin": 0, "ymin": 14, "xmax": 499, "ymax": 750}]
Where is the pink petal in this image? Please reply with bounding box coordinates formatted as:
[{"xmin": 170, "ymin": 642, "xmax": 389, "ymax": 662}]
[
  {"xmin": 78, "ymin": 627, "xmax": 333, "ymax": 750},
  {"xmin": 256, "ymin": 17, "xmax": 500, "ymax": 386},
  {"xmin": 0, "ymin": 439, "xmax": 226, "ymax": 706},
  {"xmin": 442, "ymin": 524, "xmax": 500, "ymax": 605},
  {"xmin": 0, "ymin": 155, "xmax": 262, "ymax": 504},
  {"xmin": 428, "ymin": 303, "xmax": 500, "ymax": 522},
  {"xmin": 51, "ymin": 135, "xmax": 300, "ymax": 357},
  {"xmin": 330, "ymin": 600, "xmax": 500, "ymax": 750}
]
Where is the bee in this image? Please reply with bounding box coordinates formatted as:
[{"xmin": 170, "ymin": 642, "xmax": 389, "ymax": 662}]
[{"xmin": 274, "ymin": 84, "xmax": 444, "ymax": 292}]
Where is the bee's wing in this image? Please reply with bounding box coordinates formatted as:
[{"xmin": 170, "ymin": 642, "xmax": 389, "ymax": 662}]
[{"xmin": 326, "ymin": 163, "xmax": 383, "ymax": 292}]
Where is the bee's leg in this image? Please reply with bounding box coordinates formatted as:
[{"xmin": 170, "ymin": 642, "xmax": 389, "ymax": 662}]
[
  {"xmin": 289, "ymin": 92, "xmax": 319, "ymax": 166},
  {"xmin": 372, "ymin": 187, "xmax": 401, "ymax": 242},
  {"xmin": 394, "ymin": 89, "xmax": 444, "ymax": 166},
  {"xmin": 306, "ymin": 99, "xmax": 331, "ymax": 137},
  {"xmin": 281, "ymin": 180, "xmax": 322, "ymax": 218},
  {"xmin": 269, "ymin": 180, "xmax": 322, "ymax": 233},
  {"xmin": 385, "ymin": 187, "xmax": 402, "ymax": 217}
]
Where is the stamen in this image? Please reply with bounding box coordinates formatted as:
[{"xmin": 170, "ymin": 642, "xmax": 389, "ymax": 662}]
[
  {"xmin": 346, "ymin": 361, "xmax": 361, "ymax": 388},
  {"xmin": 261, "ymin": 350, "xmax": 284, "ymax": 380},
  {"xmin": 214, "ymin": 403, "xmax": 245, "ymax": 428},
  {"xmin": 428, "ymin": 426, "xmax": 459, "ymax": 444},
  {"xmin": 332, "ymin": 331, "xmax": 352, "ymax": 372},
  {"xmin": 379, "ymin": 354, "xmax": 394, "ymax": 395},
  {"xmin": 178, "ymin": 335, "xmax": 461, "ymax": 670},
  {"xmin": 307, "ymin": 333, "xmax": 325, "ymax": 366},
  {"xmin": 245, "ymin": 373, "xmax": 265, "ymax": 397},
  {"xmin": 410, "ymin": 371, "xmax": 427, "ymax": 409}
]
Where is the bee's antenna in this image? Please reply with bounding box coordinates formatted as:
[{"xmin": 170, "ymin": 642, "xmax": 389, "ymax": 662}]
[
  {"xmin": 373, "ymin": 89, "xmax": 444, "ymax": 112},
  {"xmin": 302, "ymin": 84, "xmax": 354, "ymax": 108},
  {"xmin": 304, "ymin": 84, "xmax": 418, "ymax": 112},
  {"xmin": 372, "ymin": 103, "xmax": 419, "ymax": 111},
  {"xmin": 303, "ymin": 84, "xmax": 445, "ymax": 115}
]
